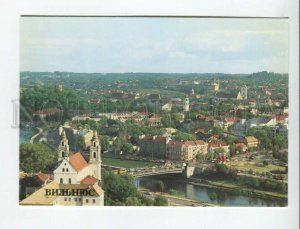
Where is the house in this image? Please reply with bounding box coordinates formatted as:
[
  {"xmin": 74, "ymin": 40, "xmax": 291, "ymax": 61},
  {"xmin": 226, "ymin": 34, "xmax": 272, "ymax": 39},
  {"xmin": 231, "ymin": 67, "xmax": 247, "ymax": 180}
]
[
  {"xmin": 245, "ymin": 136, "xmax": 260, "ymax": 148},
  {"xmin": 20, "ymin": 173, "xmax": 53, "ymax": 199},
  {"xmin": 235, "ymin": 143, "xmax": 248, "ymax": 153}
]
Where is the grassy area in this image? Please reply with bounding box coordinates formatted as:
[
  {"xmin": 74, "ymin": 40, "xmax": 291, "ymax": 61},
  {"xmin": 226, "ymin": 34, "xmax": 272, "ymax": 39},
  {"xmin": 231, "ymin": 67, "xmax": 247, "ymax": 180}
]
[
  {"xmin": 230, "ymin": 161, "xmax": 285, "ymax": 173},
  {"xmin": 102, "ymin": 157, "xmax": 161, "ymax": 168}
]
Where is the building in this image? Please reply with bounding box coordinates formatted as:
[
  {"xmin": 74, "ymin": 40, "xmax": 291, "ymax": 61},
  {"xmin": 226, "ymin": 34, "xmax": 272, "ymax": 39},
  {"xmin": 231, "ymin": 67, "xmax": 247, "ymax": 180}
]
[
  {"xmin": 223, "ymin": 117, "xmax": 241, "ymax": 130},
  {"xmin": 20, "ymin": 173, "xmax": 53, "ymax": 199},
  {"xmin": 208, "ymin": 141, "xmax": 230, "ymax": 155},
  {"xmin": 147, "ymin": 115, "xmax": 163, "ymax": 127},
  {"xmin": 33, "ymin": 108, "xmax": 62, "ymax": 119},
  {"xmin": 240, "ymin": 85, "xmax": 248, "ymax": 100},
  {"xmin": 139, "ymin": 136, "xmax": 170, "ymax": 159},
  {"xmin": 183, "ymin": 95, "xmax": 190, "ymax": 112},
  {"xmin": 161, "ymin": 102, "xmax": 173, "ymax": 112},
  {"xmin": 216, "ymin": 91, "xmax": 243, "ymax": 101},
  {"xmin": 20, "ymin": 130, "xmax": 104, "ymax": 206},
  {"xmin": 166, "ymin": 140, "xmax": 208, "ymax": 162},
  {"xmin": 246, "ymin": 116, "xmax": 277, "ymax": 130},
  {"xmin": 55, "ymin": 84, "xmax": 63, "ymax": 92},
  {"xmin": 244, "ymin": 136, "xmax": 260, "ymax": 148},
  {"xmin": 235, "ymin": 143, "xmax": 248, "ymax": 153},
  {"xmin": 211, "ymin": 79, "xmax": 220, "ymax": 91}
]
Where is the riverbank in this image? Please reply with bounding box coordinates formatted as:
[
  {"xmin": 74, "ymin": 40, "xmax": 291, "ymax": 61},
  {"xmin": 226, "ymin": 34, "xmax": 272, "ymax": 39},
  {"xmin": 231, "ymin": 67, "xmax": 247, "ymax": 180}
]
[
  {"xmin": 139, "ymin": 188, "xmax": 217, "ymax": 207},
  {"xmin": 29, "ymin": 127, "xmax": 43, "ymax": 143},
  {"xmin": 187, "ymin": 177, "xmax": 287, "ymax": 201}
]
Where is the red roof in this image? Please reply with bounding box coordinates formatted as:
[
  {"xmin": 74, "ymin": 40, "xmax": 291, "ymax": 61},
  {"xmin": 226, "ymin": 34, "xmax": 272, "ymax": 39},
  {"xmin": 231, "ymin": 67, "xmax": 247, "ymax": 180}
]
[
  {"xmin": 276, "ymin": 115, "xmax": 287, "ymax": 122},
  {"xmin": 69, "ymin": 152, "xmax": 88, "ymax": 172},
  {"xmin": 80, "ymin": 175, "xmax": 98, "ymax": 185},
  {"xmin": 36, "ymin": 173, "xmax": 52, "ymax": 183},
  {"xmin": 34, "ymin": 108, "xmax": 61, "ymax": 115},
  {"xmin": 235, "ymin": 143, "xmax": 247, "ymax": 148},
  {"xmin": 168, "ymin": 140, "xmax": 207, "ymax": 146},
  {"xmin": 224, "ymin": 117, "xmax": 240, "ymax": 123},
  {"xmin": 199, "ymin": 116, "xmax": 214, "ymax": 122},
  {"xmin": 183, "ymin": 140, "xmax": 207, "ymax": 146},
  {"xmin": 208, "ymin": 141, "xmax": 227, "ymax": 148}
]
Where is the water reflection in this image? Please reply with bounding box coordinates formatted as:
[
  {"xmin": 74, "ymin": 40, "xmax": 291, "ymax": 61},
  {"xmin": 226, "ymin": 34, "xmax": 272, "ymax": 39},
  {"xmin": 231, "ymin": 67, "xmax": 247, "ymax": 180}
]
[{"xmin": 135, "ymin": 175, "xmax": 287, "ymax": 207}]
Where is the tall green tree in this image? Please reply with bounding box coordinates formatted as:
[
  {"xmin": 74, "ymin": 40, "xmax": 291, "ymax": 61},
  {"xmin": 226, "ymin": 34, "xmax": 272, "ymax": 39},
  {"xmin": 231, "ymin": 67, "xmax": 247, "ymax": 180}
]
[{"xmin": 20, "ymin": 143, "xmax": 57, "ymax": 173}]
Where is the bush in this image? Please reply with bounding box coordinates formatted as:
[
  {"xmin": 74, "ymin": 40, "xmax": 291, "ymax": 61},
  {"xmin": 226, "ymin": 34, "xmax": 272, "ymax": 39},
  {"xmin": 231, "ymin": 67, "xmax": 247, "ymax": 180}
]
[
  {"xmin": 209, "ymin": 192, "xmax": 218, "ymax": 201},
  {"xmin": 153, "ymin": 196, "xmax": 169, "ymax": 206},
  {"xmin": 168, "ymin": 189, "xmax": 177, "ymax": 195},
  {"xmin": 263, "ymin": 160, "xmax": 269, "ymax": 166}
]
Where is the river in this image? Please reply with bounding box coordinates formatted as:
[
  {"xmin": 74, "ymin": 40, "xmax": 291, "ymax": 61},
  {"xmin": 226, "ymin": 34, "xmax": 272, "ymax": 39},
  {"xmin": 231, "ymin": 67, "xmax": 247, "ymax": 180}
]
[
  {"xmin": 20, "ymin": 127, "xmax": 38, "ymax": 144},
  {"xmin": 135, "ymin": 174, "xmax": 287, "ymax": 207}
]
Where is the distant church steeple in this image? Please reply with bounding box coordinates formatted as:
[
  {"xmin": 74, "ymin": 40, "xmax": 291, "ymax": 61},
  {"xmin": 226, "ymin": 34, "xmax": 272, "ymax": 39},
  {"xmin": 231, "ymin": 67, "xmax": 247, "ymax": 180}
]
[
  {"xmin": 183, "ymin": 95, "xmax": 190, "ymax": 112},
  {"xmin": 58, "ymin": 128, "xmax": 69, "ymax": 161}
]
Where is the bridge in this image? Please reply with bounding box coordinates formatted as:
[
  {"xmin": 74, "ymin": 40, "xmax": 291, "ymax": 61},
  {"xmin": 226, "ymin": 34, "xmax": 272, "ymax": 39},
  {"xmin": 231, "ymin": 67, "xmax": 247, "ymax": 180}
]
[
  {"xmin": 132, "ymin": 168, "xmax": 184, "ymax": 177},
  {"xmin": 102, "ymin": 164, "xmax": 185, "ymax": 176}
]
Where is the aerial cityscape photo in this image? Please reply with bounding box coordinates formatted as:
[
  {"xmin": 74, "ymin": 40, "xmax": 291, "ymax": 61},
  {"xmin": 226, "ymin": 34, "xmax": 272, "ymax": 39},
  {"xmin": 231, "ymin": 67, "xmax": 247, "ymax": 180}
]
[{"xmin": 19, "ymin": 17, "xmax": 288, "ymax": 206}]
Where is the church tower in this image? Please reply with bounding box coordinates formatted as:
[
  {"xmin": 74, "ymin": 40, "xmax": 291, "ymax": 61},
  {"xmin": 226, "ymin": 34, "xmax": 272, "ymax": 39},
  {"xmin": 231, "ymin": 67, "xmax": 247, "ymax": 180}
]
[
  {"xmin": 58, "ymin": 129, "xmax": 69, "ymax": 161},
  {"xmin": 89, "ymin": 131, "xmax": 102, "ymax": 180},
  {"xmin": 183, "ymin": 95, "xmax": 190, "ymax": 112},
  {"xmin": 241, "ymin": 84, "xmax": 248, "ymax": 100}
]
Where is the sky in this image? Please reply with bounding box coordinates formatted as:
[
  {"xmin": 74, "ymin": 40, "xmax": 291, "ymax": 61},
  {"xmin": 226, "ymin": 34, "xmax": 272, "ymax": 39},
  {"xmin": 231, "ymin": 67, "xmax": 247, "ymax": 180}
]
[{"xmin": 20, "ymin": 17, "xmax": 289, "ymax": 74}]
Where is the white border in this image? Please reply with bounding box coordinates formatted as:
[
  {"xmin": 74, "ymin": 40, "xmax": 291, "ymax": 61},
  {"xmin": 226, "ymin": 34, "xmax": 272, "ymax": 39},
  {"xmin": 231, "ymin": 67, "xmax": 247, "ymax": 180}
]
[{"xmin": 0, "ymin": 0, "xmax": 298, "ymax": 229}]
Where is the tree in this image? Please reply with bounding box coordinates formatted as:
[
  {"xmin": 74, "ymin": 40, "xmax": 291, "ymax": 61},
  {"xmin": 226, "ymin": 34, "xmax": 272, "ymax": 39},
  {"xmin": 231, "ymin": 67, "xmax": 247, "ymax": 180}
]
[
  {"xmin": 102, "ymin": 169, "xmax": 137, "ymax": 203},
  {"xmin": 125, "ymin": 197, "xmax": 142, "ymax": 206},
  {"xmin": 263, "ymin": 160, "xmax": 269, "ymax": 166},
  {"xmin": 77, "ymin": 135, "xmax": 87, "ymax": 151},
  {"xmin": 100, "ymin": 135, "xmax": 110, "ymax": 152},
  {"xmin": 173, "ymin": 131, "xmax": 196, "ymax": 141},
  {"xmin": 20, "ymin": 143, "xmax": 57, "ymax": 173},
  {"xmin": 153, "ymin": 196, "xmax": 168, "ymax": 206},
  {"xmin": 229, "ymin": 144, "xmax": 236, "ymax": 157}
]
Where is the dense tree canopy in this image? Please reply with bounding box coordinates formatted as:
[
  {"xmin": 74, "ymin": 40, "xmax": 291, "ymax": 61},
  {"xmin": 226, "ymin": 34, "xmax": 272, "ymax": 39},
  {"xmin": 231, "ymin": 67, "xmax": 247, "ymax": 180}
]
[{"xmin": 20, "ymin": 143, "xmax": 57, "ymax": 173}]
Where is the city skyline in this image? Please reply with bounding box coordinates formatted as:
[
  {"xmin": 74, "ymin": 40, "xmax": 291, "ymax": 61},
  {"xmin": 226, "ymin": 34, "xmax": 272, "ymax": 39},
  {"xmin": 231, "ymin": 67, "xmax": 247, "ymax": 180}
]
[{"xmin": 21, "ymin": 17, "xmax": 288, "ymax": 74}]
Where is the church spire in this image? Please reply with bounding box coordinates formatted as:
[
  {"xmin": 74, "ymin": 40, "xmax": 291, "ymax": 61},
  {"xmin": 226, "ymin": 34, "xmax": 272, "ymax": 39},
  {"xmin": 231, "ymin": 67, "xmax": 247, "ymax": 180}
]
[{"xmin": 58, "ymin": 128, "xmax": 69, "ymax": 161}]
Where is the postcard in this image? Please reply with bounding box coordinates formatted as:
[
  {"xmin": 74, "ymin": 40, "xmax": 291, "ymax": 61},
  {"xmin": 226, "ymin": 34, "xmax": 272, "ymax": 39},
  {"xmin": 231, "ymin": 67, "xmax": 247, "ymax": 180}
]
[{"xmin": 19, "ymin": 16, "xmax": 289, "ymax": 207}]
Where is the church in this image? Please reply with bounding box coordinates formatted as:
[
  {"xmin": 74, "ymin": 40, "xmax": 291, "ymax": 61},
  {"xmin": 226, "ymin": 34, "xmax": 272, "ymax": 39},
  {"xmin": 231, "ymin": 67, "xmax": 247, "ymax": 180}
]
[{"xmin": 20, "ymin": 129, "xmax": 104, "ymax": 206}]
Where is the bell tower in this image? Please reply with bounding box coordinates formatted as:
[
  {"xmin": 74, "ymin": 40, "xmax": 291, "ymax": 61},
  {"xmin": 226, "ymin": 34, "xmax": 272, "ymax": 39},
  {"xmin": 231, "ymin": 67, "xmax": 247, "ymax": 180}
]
[
  {"xmin": 58, "ymin": 129, "xmax": 69, "ymax": 161},
  {"xmin": 90, "ymin": 131, "xmax": 101, "ymax": 162},
  {"xmin": 183, "ymin": 95, "xmax": 190, "ymax": 112},
  {"xmin": 89, "ymin": 131, "xmax": 102, "ymax": 180}
]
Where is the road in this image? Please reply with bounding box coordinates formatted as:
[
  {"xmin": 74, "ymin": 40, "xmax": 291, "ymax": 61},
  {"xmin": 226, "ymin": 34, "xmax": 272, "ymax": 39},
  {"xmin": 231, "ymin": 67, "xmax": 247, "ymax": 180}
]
[{"xmin": 29, "ymin": 127, "xmax": 43, "ymax": 143}]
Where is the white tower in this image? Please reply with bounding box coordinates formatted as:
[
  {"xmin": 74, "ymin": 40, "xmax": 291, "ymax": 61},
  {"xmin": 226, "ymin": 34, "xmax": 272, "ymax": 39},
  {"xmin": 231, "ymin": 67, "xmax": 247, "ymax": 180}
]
[
  {"xmin": 241, "ymin": 84, "xmax": 248, "ymax": 100},
  {"xmin": 89, "ymin": 131, "xmax": 102, "ymax": 180},
  {"xmin": 183, "ymin": 95, "xmax": 190, "ymax": 112},
  {"xmin": 58, "ymin": 129, "xmax": 69, "ymax": 161}
]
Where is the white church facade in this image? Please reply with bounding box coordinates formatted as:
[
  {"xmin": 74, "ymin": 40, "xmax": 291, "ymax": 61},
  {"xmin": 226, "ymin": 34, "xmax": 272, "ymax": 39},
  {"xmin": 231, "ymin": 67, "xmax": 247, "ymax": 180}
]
[{"xmin": 21, "ymin": 129, "xmax": 104, "ymax": 206}]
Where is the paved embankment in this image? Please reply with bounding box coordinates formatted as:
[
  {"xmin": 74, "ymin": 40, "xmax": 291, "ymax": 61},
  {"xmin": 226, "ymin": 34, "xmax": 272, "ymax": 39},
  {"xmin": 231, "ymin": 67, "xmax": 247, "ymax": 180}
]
[{"xmin": 29, "ymin": 127, "xmax": 43, "ymax": 143}]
